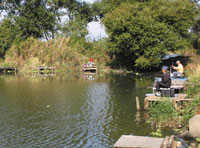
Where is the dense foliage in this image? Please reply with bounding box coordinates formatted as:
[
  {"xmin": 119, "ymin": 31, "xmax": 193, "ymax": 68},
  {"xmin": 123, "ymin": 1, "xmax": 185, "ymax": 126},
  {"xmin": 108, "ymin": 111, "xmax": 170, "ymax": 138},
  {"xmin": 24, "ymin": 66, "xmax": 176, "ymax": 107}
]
[
  {"xmin": 0, "ymin": 0, "xmax": 94, "ymax": 58},
  {"xmin": 103, "ymin": 0, "xmax": 199, "ymax": 69},
  {"xmin": 1, "ymin": 0, "xmax": 57, "ymax": 39},
  {"xmin": 149, "ymin": 99, "xmax": 177, "ymax": 123},
  {"xmin": 0, "ymin": 0, "xmax": 199, "ymax": 70},
  {"xmin": 0, "ymin": 19, "xmax": 17, "ymax": 57}
]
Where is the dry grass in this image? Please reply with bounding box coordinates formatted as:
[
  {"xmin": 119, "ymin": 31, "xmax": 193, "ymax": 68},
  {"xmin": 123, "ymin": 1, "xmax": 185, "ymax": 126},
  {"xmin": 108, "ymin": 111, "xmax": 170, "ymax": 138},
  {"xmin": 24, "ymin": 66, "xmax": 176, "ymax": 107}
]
[
  {"xmin": 185, "ymin": 62, "xmax": 200, "ymax": 76},
  {"xmin": 2, "ymin": 37, "xmax": 110, "ymax": 72},
  {"xmin": 176, "ymin": 48, "xmax": 197, "ymax": 57},
  {"xmin": 185, "ymin": 56, "xmax": 200, "ymax": 77}
]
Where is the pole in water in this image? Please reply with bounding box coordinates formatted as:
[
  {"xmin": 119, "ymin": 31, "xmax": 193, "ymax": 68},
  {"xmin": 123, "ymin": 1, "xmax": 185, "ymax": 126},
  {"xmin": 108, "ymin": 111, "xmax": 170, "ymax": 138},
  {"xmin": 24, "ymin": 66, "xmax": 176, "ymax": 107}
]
[{"xmin": 136, "ymin": 96, "xmax": 140, "ymax": 111}]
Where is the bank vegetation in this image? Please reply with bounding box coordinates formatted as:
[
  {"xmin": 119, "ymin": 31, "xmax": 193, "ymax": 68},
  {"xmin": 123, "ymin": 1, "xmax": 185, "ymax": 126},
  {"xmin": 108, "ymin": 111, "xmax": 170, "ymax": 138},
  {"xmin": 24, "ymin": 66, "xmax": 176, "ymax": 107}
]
[
  {"xmin": 148, "ymin": 55, "xmax": 200, "ymax": 133},
  {"xmin": 1, "ymin": 37, "xmax": 110, "ymax": 73},
  {"xmin": 0, "ymin": 0, "xmax": 200, "ymax": 72}
]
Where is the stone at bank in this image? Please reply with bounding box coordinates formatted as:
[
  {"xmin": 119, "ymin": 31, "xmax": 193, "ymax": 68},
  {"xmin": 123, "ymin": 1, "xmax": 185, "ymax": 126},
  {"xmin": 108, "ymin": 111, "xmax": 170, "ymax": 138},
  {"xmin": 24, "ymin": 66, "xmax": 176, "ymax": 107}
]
[{"xmin": 189, "ymin": 115, "xmax": 200, "ymax": 138}]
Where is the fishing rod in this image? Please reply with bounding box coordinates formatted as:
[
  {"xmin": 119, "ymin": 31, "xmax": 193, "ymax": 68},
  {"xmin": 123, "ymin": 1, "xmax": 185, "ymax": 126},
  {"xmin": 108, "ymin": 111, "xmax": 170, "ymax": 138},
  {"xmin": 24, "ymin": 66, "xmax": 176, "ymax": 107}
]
[{"xmin": 170, "ymin": 61, "xmax": 174, "ymax": 77}]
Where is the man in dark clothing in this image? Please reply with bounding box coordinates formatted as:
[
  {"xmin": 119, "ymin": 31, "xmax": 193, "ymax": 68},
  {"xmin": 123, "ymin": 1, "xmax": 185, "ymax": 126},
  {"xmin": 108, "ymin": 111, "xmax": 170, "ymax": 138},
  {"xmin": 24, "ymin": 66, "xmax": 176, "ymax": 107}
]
[{"xmin": 155, "ymin": 66, "xmax": 171, "ymax": 92}]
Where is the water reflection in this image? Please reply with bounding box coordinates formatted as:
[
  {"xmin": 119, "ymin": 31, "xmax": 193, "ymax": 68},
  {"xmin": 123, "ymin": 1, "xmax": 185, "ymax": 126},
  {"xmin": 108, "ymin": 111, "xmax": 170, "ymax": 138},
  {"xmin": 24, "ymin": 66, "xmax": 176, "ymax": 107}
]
[
  {"xmin": 0, "ymin": 73, "xmax": 173, "ymax": 148},
  {"xmin": 83, "ymin": 74, "xmax": 95, "ymax": 83}
]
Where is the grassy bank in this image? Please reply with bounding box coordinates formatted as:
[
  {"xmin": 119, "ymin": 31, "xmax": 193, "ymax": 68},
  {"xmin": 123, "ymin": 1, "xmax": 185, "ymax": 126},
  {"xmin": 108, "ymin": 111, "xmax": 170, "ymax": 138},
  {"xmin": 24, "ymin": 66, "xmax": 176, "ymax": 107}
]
[{"xmin": 0, "ymin": 37, "xmax": 110, "ymax": 74}]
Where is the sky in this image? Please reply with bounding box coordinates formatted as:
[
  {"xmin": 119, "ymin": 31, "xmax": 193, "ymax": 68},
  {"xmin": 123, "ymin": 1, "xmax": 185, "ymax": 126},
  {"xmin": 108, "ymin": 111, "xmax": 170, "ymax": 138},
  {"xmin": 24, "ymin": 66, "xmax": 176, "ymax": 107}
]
[
  {"xmin": 83, "ymin": 0, "xmax": 108, "ymax": 40},
  {"xmin": 83, "ymin": 0, "xmax": 95, "ymax": 3},
  {"xmin": 86, "ymin": 21, "xmax": 108, "ymax": 40}
]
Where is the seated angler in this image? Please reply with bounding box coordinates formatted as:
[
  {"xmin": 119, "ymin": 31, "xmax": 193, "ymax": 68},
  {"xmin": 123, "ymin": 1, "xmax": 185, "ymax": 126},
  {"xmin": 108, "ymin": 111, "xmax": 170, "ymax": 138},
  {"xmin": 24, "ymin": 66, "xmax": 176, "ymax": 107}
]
[
  {"xmin": 172, "ymin": 60, "xmax": 184, "ymax": 78},
  {"xmin": 155, "ymin": 66, "xmax": 171, "ymax": 94},
  {"xmin": 87, "ymin": 57, "xmax": 94, "ymax": 67}
]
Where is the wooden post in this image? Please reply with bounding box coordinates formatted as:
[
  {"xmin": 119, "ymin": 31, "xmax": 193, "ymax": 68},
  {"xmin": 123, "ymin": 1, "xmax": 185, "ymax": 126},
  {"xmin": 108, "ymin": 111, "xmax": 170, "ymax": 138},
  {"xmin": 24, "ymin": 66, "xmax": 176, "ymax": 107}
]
[
  {"xmin": 136, "ymin": 96, "xmax": 140, "ymax": 111},
  {"xmin": 135, "ymin": 111, "xmax": 141, "ymax": 122},
  {"xmin": 167, "ymin": 135, "xmax": 174, "ymax": 148},
  {"xmin": 144, "ymin": 98, "xmax": 149, "ymax": 110},
  {"xmin": 172, "ymin": 100, "xmax": 179, "ymax": 111}
]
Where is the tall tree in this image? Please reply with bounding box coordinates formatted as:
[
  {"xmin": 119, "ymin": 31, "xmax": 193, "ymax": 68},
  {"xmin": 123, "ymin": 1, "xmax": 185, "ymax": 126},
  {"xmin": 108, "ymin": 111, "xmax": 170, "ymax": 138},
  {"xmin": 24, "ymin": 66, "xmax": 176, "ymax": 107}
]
[
  {"xmin": 1, "ymin": 0, "xmax": 57, "ymax": 40},
  {"xmin": 103, "ymin": 0, "xmax": 198, "ymax": 69},
  {"xmin": 0, "ymin": 18, "xmax": 17, "ymax": 57},
  {"xmin": 54, "ymin": 0, "xmax": 93, "ymax": 38},
  {"xmin": 92, "ymin": 0, "xmax": 151, "ymax": 19}
]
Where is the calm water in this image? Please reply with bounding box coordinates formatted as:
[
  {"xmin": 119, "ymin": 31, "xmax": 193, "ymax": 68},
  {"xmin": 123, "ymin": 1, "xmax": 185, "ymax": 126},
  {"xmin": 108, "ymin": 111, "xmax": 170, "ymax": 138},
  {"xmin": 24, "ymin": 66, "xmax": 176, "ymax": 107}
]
[{"xmin": 0, "ymin": 73, "xmax": 176, "ymax": 148}]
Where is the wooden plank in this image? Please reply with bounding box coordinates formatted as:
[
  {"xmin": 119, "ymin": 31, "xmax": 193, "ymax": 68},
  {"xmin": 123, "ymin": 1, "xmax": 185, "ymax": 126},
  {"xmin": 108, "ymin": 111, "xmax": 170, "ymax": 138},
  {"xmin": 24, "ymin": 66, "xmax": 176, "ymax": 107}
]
[
  {"xmin": 36, "ymin": 66, "xmax": 56, "ymax": 73},
  {"xmin": 172, "ymin": 100, "xmax": 179, "ymax": 110},
  {"xmin": 37, "ymin": 67, "xmax": 56, "ymax": 70},
  {"xmin": 172, "ymin": 141, "xmax": 177, "ymax": 148},
  {"xmin": 0, "ymin": 67, "xmax": 17, "ymax": 74},
  {"xmin": 83, "ymin": 66, "xmax": 97, "ymax": 73},
  {"xmin": 145, "ymin": 94, "xmax": 187, "ymax": 99},
  {"xmin": 83, "ymin": 67, "xmax": 97, "ymax": 71},
  {"xmin": 144, "ymin": 94, "xmax": 190, "ymax": 110},
  {"xmin": 113, "ymin": 135, "xmax": 164, "ymax": 148},
  {"xmin": 174, "ymin": 99, "xmax": 192, "ymax": 101},
  {"xmin": 161, "ymin": 136, "xmax": 175, "ymax": 148},
  {"xmin": 173, "ymin": 98, "xmax": 192, "ymax": 110},
  {"xmin": 167, "ymin": 135, "xmax": 174, "ymax": 148},
  {"xmin": 161, "ymin": 136, "xmax": 169, "ymax": 148},
  {"xmin": 144, "ymin": 98, "xmax": 150, "ymax": 110}
]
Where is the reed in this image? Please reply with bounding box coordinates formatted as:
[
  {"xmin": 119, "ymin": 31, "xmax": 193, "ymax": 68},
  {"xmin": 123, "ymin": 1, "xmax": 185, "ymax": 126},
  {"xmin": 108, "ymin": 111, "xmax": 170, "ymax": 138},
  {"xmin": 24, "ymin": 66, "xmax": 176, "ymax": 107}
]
[{"xmin": 2, "ymin": 37, "xmax": 110, "ymax": 73}]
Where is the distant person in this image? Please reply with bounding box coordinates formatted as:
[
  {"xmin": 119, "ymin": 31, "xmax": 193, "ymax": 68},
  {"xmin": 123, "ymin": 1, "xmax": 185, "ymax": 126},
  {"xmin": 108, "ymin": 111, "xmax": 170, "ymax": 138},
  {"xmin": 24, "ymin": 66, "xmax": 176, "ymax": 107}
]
[
  {"xmin": 89, "ymin": 57, "xmax": 94, "ymax": 63},
  {"xmin": 88, "ymin": 57, "xmax": 94, "ymax": 67},
  {"xmin": 172, "ymin": 60, "xmax": 184, "ymax": 78},
  {"xmin": 155, "ymin": 66, "xmax": 171, "ymax": 93}
]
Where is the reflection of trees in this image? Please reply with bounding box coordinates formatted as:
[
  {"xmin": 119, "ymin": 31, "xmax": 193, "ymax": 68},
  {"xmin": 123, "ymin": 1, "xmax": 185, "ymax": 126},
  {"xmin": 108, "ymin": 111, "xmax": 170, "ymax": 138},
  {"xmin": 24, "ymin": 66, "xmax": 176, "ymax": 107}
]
[
  {"xmin": 135, "ymin": 78, "xmax": 152, "ymax": 89},
  {"xmin": 101, "ymin": 74, "xmax": 154, "ymax": 144},
  {"xmin": 0, "ymin": 75, "xmax": 90, "ymax": 147},
  {"xmin": 0, "ymin": 73, "xmax": 157, "ymax": 147}
]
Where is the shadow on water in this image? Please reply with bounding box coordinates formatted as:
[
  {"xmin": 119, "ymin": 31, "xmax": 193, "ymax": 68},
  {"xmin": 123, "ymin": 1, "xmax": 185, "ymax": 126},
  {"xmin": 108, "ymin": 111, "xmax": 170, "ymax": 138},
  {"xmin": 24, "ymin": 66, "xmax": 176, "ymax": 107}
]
[{"xmin": 0, "ymin": 73, "xmax": 187, "ymax": 148}]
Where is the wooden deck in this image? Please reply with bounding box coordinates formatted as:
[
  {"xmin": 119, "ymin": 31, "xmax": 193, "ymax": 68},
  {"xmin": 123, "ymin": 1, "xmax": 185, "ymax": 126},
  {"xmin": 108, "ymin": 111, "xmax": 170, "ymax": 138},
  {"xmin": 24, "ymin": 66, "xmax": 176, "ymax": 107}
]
[
  {"xmin": 36, "ymin": 66, "xmax": 56, "ymax": 73},
  {"xmin": 144, "ymin": 94, "xmax": 192, "ymax": 110},
  {"xmin": 113, "ymin": 135, "xmax": 177, "ymax": 148},
  {"xmin": 82, "ymin": 66, "xmax": 97, "ymax": 73},
  {"xmin": 153, "ymin": 79, "xmax": 187, "ymax": 94},
  {"xmin": 171, "ymin": 79, "xmax": 187, "ymax": 91},
  {"xmin": 0, "ymin": 67, "xmax": 17, "ymax": 74}
]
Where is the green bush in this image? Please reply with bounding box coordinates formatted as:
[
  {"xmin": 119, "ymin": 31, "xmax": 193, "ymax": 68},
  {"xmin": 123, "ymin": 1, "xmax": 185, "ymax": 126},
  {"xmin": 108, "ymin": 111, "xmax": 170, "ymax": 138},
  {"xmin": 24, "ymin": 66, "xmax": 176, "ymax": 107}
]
[
  {"xmin": 180, "ymin": 97, "xmax": 199, "ymax": 126},
  {"xmin": 149, "ymin": 99, "xmax": 177, "ymax": 122}
]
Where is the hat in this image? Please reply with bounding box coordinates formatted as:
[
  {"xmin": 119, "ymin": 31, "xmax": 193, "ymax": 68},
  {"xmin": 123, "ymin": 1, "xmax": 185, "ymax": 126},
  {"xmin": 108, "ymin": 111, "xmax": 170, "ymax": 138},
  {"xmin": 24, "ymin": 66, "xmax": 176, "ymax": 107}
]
[{"xmin": 162, "ymin": 66, "xmax": 168, "ymax": 70}]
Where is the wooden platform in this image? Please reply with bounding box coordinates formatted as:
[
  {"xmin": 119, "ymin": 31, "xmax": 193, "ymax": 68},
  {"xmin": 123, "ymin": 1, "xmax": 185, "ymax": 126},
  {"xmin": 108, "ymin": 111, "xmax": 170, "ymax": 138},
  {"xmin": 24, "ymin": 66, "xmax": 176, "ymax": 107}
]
[
  {"xmin": 0, "ymin": 67, "xmax": 17, "ymax": 74},
  {"xmin": 171, "ymin": 79, "xmax": 187, "ymax": 91},
  {"xmin": 171, "ymin": 79, "xmax": 187, "ymax": 86},
  {"xmin": 36, "ymin": 66, "xmax": 56, "ymax": 73},
  {"xmin": 82, "ymin": 66, "xmax": 97, "ymax": 73},
  {"xmin": 153, "ymin": 79, "xmax": 187, "ymax": 94},
  {"xmin": 144, "ymin": 94, "xmax": 192, "ymax": 110},
  {"xmin": 113, "ymin": 135, "xmax": 176, "ymax": 148}
]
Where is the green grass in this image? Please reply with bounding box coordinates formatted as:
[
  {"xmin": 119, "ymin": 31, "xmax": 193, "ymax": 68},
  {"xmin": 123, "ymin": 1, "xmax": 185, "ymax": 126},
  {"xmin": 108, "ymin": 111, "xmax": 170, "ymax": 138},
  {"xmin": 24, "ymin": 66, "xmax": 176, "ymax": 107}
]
[{"xmin": 148, "ymin": 99, "xmax": 178, "ymax": 124}]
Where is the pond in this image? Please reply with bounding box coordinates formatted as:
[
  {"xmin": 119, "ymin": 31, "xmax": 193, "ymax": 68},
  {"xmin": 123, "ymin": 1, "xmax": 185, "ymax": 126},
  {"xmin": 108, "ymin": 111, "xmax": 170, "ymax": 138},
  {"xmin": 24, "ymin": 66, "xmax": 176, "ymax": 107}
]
[{"xmin": 0, "ymin": 73, "xmax": 180, "ymax": 148}]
